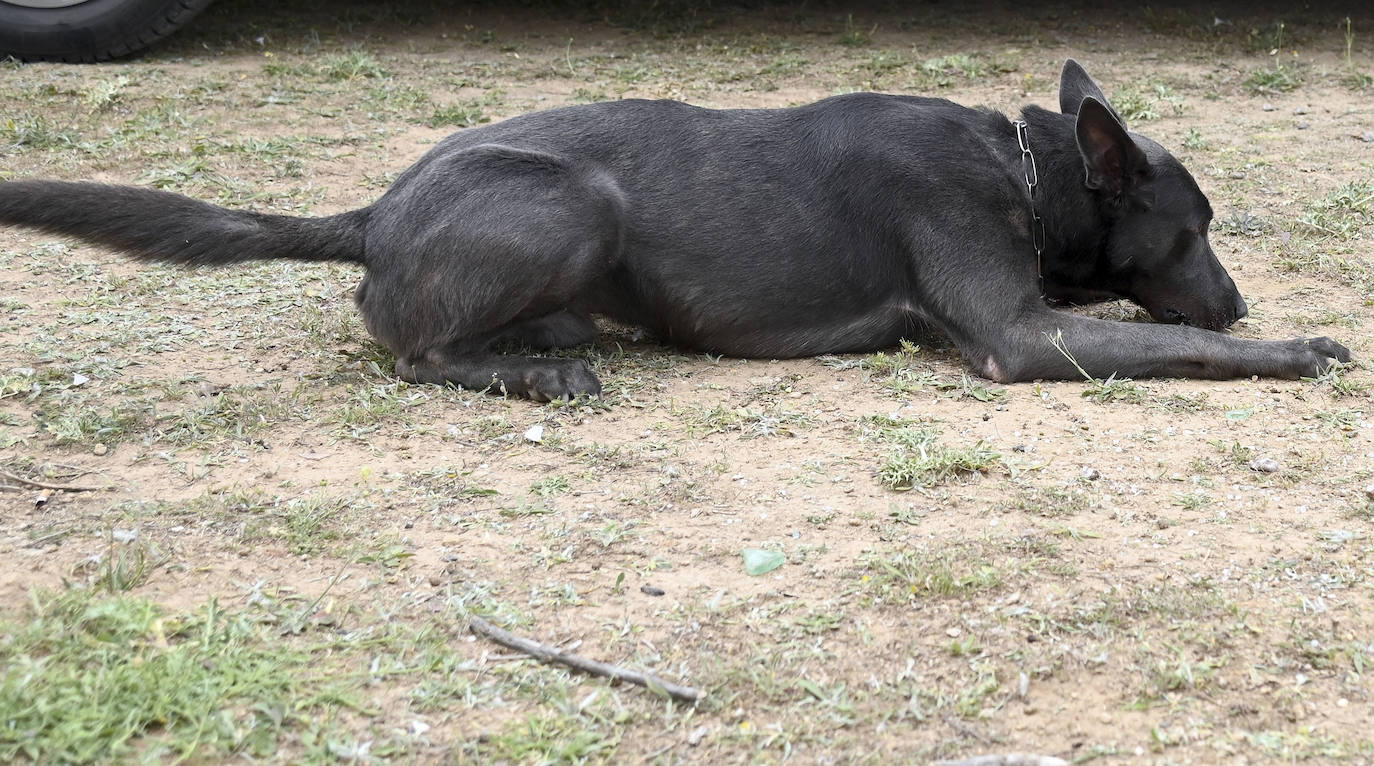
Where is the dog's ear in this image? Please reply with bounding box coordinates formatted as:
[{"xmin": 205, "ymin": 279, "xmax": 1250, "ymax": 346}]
[
  {"xmin": 1075, "ymin": 96, "xmax": 1150, "ymax": 200},
  {"xmin": 1059, "ymin": 59, "xmax": 1119, "ymax": 120}
]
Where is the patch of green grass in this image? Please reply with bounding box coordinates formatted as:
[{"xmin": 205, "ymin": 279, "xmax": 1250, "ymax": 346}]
[
  {"xmin": 1047, "ymin": 330, "xmax": 1146, "ymax": 403},
  {"xmin": 531, "ymin": 476, "xmax": 570, "ymax": 497},
  {"xmin": 1244, "ymin": 729, "xmax": 1363, "ymax": 759},
  {"xmin": 500, "ymin": 501, "xmax": 555, "ymax": 518},
  {"xmin": 86, "ymin": 537, "xmax": 171, "ymax": 593},
  {"xmin": 1210, "ymin": 439, "xmax": 1255, "ymax": 469},
  {"xmin": 875, "ymin": 426, "xmax": 1000, "ymax": 490},
  {"xmin": 0, "ymin": 587, "xmax": 364, "ymax": 763},
  {"xmin": 1244, "ymin": 63, "xmax": 1303, "ymax": 94},
  {"xmin": 680, "ymin": 402, "xmax": 811, "ymax": 438},
  {"xmin": 1171, "ymin": 491, "xmax": 1212, "ymax": 511},
  {"xmin": 2, "ymin": 113, "xmax": 79, "ymax": 152},
  {"xmin": 1296, "ymin": 181, "xmax": 1372, "ymax": 241},
  {"xmin": 317, "ymin": 50, "xmax": 389, "ymax": 81},
  {"xmin": 830, "ymin": 340, "xmax": 984, "ymax": 397},
  {"xmin": 860, "ymin": 539, "xmax": 1055, "ymax": 601},
  {"xmin": 458, "ymin": 710, "xmax": 621, "ymax": 763},
  {"xmin": 82, "ymin": 75, "xmax": 132, "ymax": 112},
  {"xmin": 836, "ymin": 14, "xmax": 874, "ymax": 47},
  {"xmin": 1303, "ymin": 361, "xmax": 1369, "ymax": 397},
  {"xmin": 1112, "ymin": 80, "xmax": 1184, "ymax": 122},
  {"xmin": 426, "ymin": 99, "xmax": 493, "ymax": 129},
  {"xmin": 157, "ymin": 385, "xmax": 295, "ymax": 446},
  {"xmin": 39, "ymin": 398, "xmax": 152, "ymax": 446},
  {"xmin": 1007, "ymin": 484, "xmax": 1092, "ymax": 517},
  {"xmin": 1215, "ymin": 210, "xmax": 1269, "ymax": 237},
  {"xmin": 271, "ymin": 495, "xmax": 353, "ymax": 555},
  {"xmin": 331, "ymin": 382, "xmax": 430, "ymax": 438},
  {"xmin": 1340, "ymin": 17, "xmax": 1371, "ymax": 89},
  {"xmin": 922, "ymin": 53, "xmax": 985, "ymax": 82}
]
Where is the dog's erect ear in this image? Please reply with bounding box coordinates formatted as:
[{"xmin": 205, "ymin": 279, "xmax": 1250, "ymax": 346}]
[
  {"xmin": 1059, "ymin": 59, "xmax": 1118, "ymax": 119},
  {"xmin": 1075, "ymin": 96, "xmax": 1150, "ymax": 199}
]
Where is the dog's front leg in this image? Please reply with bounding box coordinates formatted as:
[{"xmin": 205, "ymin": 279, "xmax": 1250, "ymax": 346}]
[{"xmin": 967, "ymin": 310, "xmax": 1350, "ymax": 383}]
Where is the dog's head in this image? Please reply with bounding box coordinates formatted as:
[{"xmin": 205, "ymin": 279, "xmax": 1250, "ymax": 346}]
[{"xmin": 1058, "ymin": 60, "xmax": 1247, "ymax": 331}]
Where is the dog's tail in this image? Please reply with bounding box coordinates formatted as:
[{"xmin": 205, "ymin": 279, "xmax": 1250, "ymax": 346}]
[{"xmin": 0, "ymin": 180, "xmax": 367, "ymax": 267}]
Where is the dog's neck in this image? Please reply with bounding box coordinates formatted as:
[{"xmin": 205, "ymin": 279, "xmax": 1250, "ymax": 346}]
[{"xmin": 1017, "ymin": 105, "xmax": 1120, "ymax": 305}]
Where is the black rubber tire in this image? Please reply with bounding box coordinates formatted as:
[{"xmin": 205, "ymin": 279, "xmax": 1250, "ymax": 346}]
[{"xmin": 0, "ymin": 0, "xmax": 217, "ymax": 62}]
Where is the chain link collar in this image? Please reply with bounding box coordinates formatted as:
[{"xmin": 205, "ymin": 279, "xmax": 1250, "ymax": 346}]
[{"xmin": 1012, "ymin": 119, "xmax": 1047, "ymax": 295}]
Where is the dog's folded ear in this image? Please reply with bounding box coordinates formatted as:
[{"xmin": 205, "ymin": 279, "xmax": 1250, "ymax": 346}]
[
  {"xmin": 1059, "ymin": 59, "xmax": 1128, "ymax": 125},
  {"xmin": 1075, "ymin": 96, "xmax": 1150, "ymax": 201}
]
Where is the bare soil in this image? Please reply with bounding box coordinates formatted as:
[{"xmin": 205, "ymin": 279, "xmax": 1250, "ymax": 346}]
[{"xmin": 2, "ymin": 2, "xmax": 1372, "ymax": 763}]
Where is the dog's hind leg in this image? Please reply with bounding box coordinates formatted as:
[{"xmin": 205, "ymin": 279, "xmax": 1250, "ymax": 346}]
[
  {"xmin": 498, "ymin": 310, "xmax": 598, "ymax": 350},
  {"xmin": 396, "ymin": 345, "xmax": 601, "ymax": 402},
  {"xmin": 357, "ymin": 144, "xmax": 622, "ymax": 400}
]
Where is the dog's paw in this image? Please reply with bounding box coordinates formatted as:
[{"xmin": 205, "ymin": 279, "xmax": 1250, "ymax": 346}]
[
  {"xmin": 1285, "ymin": 336, "xmax": 1352, "ymax": 377},
  {"xmin": 522, "ymin": 359, "xmax": 602, "ymax": 402}
]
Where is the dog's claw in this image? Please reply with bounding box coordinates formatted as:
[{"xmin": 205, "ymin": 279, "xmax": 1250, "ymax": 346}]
[
  {"xmin": 1288, "ymin": 336, "xmax": 1353, "ymax": 377},
  {"xmin": 523, "ymin": 360, "xmax": 602, "ymax": 402}
]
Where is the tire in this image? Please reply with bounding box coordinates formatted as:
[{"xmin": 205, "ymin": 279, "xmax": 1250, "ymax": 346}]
[{"xmin": 0, "ymin": 0, "xmax": 217, "ymax": 63}]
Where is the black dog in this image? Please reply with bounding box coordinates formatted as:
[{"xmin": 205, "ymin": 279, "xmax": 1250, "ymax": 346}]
[{"xmin": 0, "ymin": 60, "xmax": 1350, "ymax": 400}]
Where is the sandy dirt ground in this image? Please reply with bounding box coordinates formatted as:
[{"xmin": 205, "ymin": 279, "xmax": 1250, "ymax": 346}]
[{"xmin": 1, "ymin": 1, "xmax": 1372, "ymax": 763}]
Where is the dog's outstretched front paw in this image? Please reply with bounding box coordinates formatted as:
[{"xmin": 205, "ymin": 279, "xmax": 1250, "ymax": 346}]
[
  {"xmin": 1286, "ymin": 336, "xmax": 1352, "ymax": 378},
  {"xmin": 521, "ymin": 359, "xmax": 602, "ymax": 402}
]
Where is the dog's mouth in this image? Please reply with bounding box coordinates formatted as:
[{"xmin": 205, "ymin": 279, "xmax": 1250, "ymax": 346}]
[{"xmin": 1162, "ymin": 308, "xmax": 1191, "ymax": 326}]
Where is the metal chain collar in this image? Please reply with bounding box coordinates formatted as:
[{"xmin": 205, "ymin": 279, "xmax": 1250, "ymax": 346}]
[{"xmin": 1012, "ymin": 119, "xmax": 1047, "ymax": 293}]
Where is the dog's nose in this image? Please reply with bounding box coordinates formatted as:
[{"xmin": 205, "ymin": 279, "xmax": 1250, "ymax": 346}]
[{"xmin": 1232, "ymin": 293, "xmax": 1249, "ymax": 322}]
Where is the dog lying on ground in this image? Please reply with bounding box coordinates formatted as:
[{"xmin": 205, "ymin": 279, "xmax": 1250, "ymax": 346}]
[{"xmin": 0, "ymin": 60, "xmax": 1350, "ymax": 400}]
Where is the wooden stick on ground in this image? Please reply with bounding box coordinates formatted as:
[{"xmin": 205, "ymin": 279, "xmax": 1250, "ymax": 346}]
[
  {"xmin": 0, "ymin": 468, "xmax": 111, "ymax": 492},
  {"xmin": 933, "ymin": 755, "xmax": 1068, "ymax": 766},
  {"xmin": 468, "ymin": 615, "xmax": 703, "ymax": 702}
]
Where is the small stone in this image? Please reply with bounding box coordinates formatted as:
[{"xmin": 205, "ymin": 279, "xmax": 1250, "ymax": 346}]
[
  {"xmin": 428, "ymin": 575, "xmax": 441, "ymax": 586},
  {"xmin": 1262, "ymin": 103, "xmax": 1276, "ymax": 111},
  {"xmin": 93, "ymin": 443, "xmax": 108, "ymax": 456},
  {"xmin": 945, "ymin": 627, "xmax": 962, "ymax": 637},
  {"xmin": 1250, "ymin": 457, "xmax": 1280, "ymax": 473},
  {"xmin": 1081, "ymin": 466, "xmax": 1101, "ymax": 480},
  {"xmin": 1228, "ymin": 171, "xmax": 1247, "ymax": 179},
  {"xmin": 1362, "ymin": 132, "xmax": 1374, "ymax": 143},
  {"xmin": 687, "ymin": 724, "xmax": 710, "ymax": 746},
  {"xmin": 1365, "ymin": 485, "xmax": 1374, "ymax": 500},
  {"xmin": 1296, "ymin": 122, "xmax": 1310, "ymax": 130},
  {"xmin": 1293, "ymin": 106, "xmax": 1308, "ymax": 115},
  {"xmin": 523, "ymin": 424, "xmax": 544, "ymax": 443},
  {"xmin": 640, "ymin": 585, "xmax": 666, "ymax": 597}
]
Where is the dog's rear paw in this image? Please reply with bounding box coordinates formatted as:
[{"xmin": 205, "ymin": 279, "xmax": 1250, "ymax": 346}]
[
  {"xmin": 1288, "ymin": 336, "xmax": 1352, "ymax": 377},
  {"xmin": 522, "ymin": 359, "xmax": 602, "ymax": 402}
]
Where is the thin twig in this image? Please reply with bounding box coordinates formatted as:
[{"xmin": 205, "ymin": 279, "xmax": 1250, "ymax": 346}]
[
  {"xmin": 933, "ymin": 755, "xmax": 1068, "ymax": 766},
  {"xmin": 468, "ymin": 616, "xmax": 703, "ymax": 702},
  {"xmin": 944, "ymin": 714, "xmax": 993, "ymax": 744},
  {"xmin": 0, "ymin": 468, "xmax": 111, "ymax": 492}
]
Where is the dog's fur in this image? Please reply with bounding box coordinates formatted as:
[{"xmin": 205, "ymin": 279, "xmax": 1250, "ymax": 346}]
[{"xmin": 0, "ymin": 60, "xmax": 1350, "ymax": 399}]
